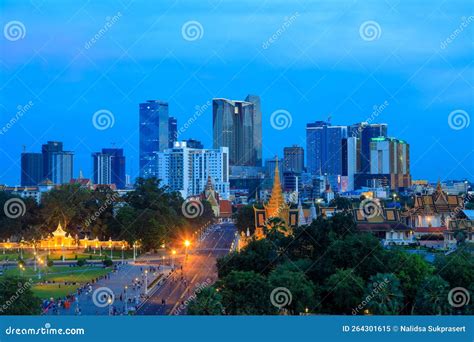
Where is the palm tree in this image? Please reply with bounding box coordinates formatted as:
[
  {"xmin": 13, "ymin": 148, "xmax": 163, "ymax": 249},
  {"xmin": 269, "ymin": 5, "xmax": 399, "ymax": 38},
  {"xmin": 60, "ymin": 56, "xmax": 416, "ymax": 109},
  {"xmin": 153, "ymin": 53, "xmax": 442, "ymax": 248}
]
[{"xmin": 366, "ymin": 273, "xmax": 404, "ymax": 315}]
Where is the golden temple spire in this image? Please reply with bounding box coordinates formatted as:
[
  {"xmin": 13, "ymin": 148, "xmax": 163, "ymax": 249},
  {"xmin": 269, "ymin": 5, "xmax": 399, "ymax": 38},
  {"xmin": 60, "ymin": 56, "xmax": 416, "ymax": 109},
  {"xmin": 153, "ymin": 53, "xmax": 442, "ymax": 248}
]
[{"xmin": 265, "ymin": 157, "xmax": 288, "ymax": 218}]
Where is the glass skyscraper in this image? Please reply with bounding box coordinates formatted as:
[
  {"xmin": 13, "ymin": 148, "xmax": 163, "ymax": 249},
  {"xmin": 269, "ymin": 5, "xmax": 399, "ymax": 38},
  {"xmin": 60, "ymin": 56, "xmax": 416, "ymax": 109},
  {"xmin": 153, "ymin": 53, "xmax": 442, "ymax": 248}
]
[
  {"xmin": 41, "ymin": 141, "xmax": 74, "ymax": 184},
  {"xmin": 168, "ymin": 116, "xmax": 178, "ymax": 148},
  {"xmin": 213, "ymin": 96, "xmax": 261, "ymax": 167},
  {"xmin": 21, "ymin": 152, "xmax": 43, "ymax": 186},
  {"xmin": 306, "ymin": 121, "xmax": 347, "ymax": 176},
  {"xmin": 93, "ymin": 148, "xmax": 126, "ymax": 189},
  {"xmin": 139, "ymin": 100, "xmax": 169, "ymax": 178},
  {"xmin": 245, "ymin": 94, "xmax": 262, "ymax": 167},
  {"xmin": 348, "ymin": 122, "xmax": 388, "ymax": 173}
]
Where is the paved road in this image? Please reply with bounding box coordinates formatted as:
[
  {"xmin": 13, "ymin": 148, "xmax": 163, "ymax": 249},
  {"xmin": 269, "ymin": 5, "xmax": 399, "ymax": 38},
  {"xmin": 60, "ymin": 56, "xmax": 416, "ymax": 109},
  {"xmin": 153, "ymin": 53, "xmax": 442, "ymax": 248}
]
[{"xmin": 137, "ymin": 223, "xmax": 236, "ymax": 315}]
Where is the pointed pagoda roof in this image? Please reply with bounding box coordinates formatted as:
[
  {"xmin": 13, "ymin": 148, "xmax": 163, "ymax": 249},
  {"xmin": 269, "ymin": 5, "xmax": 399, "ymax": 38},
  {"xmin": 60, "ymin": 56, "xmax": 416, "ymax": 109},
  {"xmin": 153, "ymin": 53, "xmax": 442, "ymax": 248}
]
[
  {"xmin": 52, "ymin": 222, "xmax": 67, "ymax": 237},
  {"xmin": 264, "ymin": 157, "xmax": 289, "ymax": 218}
]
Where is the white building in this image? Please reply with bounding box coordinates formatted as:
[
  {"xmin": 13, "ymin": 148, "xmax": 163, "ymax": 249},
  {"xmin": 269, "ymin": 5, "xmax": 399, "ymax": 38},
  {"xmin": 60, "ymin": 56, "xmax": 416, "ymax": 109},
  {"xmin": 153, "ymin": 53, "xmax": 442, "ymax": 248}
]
[{"xmin": 156, "ymin": 142, "xmax": 230, "ymax": 199}]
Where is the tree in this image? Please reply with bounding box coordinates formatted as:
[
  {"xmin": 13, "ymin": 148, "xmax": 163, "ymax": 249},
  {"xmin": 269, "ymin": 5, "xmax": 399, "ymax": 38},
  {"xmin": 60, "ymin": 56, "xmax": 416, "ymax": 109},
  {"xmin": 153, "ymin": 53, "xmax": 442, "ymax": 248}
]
[
  {"xmin": 268, "ymin": 263, "xmax": 318, "ymax": 314},
  {"xmin": 316, "ymin": 233, "xmax": 386, "ymax": 282},
  {"xmin": 322, "ymin": 269, "xmax": 365, "ymax": 314},
  {"xmin": 414, "ymin": 275, "xmax": 450, "ymax": 315},
  {"xmin": 188, "ymin": 287, "xmax": 224, "ymax": 315},
  {"xmin": 329, "ymin": 197, "xmax": 352, "ymax": 210},
  {"xmin": 0, "ymin": 276, "xmax": 41, "ymax": 315},
  {"xmin": 234, "ymin": 205, "xmax": 255, "ymax": 235},
  {"xmin": 434, "ymin": 251, "xmax": 474, "ymax": 289},
  {"xmin": 217, "ymin": 271, "xmax": 275, "ymax": 315},
  {"xmin": 365, "ymin": 273, "xmax": 404, "ymax": 315},
  {"xmin": 217, "ymin": 239, "xmax": 278, "ymax": 278},
  {"xmin": 387, "ymin": 251, "xmax": 432, "ymax": 314}
]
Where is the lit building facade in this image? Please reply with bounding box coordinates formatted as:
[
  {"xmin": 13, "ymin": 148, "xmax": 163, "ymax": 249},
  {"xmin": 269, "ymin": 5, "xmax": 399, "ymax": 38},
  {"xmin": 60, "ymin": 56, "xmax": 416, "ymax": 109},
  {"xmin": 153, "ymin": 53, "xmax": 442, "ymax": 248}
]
[{"xmin": 156, "ymin": 141, "xmax": 230, "ymax": 199}]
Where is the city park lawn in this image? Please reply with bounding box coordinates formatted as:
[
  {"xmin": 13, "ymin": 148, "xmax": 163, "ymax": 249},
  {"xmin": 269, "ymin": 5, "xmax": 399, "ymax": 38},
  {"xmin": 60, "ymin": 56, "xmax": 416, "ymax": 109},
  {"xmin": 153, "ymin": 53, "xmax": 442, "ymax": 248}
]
[
  {"xmin": 40, "ymin": 249, "xmax": 135, "ymax": 261},
  {"xmin": 0, "ymin": 252, "xmax": 33, "ymax": 261},
  {"xmin": 3, "ymin": 265, "xmax": 111, "ymax": 299}
]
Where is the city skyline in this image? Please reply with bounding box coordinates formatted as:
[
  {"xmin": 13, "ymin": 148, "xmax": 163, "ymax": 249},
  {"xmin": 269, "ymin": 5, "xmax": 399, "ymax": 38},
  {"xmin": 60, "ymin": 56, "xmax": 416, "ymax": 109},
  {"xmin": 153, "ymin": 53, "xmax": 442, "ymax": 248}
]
[{"xmin": 1, "ymin": 0, "xmax": 472, "ymax": 185}]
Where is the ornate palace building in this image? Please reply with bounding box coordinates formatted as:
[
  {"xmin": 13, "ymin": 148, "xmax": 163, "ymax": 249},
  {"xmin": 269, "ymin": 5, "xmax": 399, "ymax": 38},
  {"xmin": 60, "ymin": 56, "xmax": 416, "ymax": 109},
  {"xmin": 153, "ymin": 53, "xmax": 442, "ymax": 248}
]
[{"xmin": 406, "ymin": 181, "xmax": 464, "ymax": 237}]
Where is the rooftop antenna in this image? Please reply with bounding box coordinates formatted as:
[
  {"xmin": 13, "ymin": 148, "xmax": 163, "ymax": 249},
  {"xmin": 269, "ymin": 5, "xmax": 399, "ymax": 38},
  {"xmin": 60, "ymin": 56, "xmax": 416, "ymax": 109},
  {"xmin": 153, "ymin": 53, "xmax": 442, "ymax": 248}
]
[
  {"xmin": 22, "ymin": 145, "xmax": 26, "ymax": 153},
  {"xmin": 327, "ymin": 114, "xmax": 332, "ymax": 124}
]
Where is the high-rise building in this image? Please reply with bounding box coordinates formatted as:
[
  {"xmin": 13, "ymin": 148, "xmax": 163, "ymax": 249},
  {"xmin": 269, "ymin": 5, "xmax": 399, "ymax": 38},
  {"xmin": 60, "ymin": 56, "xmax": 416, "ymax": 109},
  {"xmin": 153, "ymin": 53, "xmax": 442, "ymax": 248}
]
[
  {"xmin": 283, "ymin": 145, "xmax": 304, "ymax": 173},
  {"xmin": 93, "ymin": 148, "xmax": 126, "ymax": 189},
  {"xmin": 156, "ymin": 141, "xmax": 230, "ymax": 199},
  {"xmin": 51, "ymin": 151, "xmax": 74, "ymax": 184},
  {"xmin": 306, "ymin": 121, "xmax": 347, "ymax": 177},
  {"xmin": 40, "ymin": 141, "xmax": 74, "ymax": 184},
  {"xmin": 139, "ymin": 100, "xmax": 169, "ymax": 178},
  {"xmin": 355, "ymin": 137, "xmax": 411, "ymax": 189},
  {"xmin": 21, "ymin": 152, "xmax": 43, "ymax": 186},
  {"xmin": 184, "ymin": 138, "xmax": 204, "ymax": 149},
  {"xmin": 213, "ymin": 96, "xmax": 261, "ymax": 167},
  {"xmin": 245, "ymin": 95, "xmax": 262, "ymax": 167},
  {"xmin": 92, "ymin": 152, "xmax": 112, "ymax": 185},
  {"xmin": 348, "ymin": 123, "xmax": 388, "ymax": 173},
  {"xmin": 42, "ymin": 141, "xmax": 63, "ymax": 181},
  {"xmin": 342, "ymin": 137, "xmax": 360, "ymax": 191},
  {"xmin": 168, "ymin": 116, "xmax": 178, "ymax": 148}
]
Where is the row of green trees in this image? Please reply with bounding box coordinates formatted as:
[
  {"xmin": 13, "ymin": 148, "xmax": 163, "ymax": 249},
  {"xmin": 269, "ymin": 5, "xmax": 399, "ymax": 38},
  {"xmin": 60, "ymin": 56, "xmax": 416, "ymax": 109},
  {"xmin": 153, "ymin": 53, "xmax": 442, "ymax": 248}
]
[
  {"xmin": 0, "ymin": 177, "xmax": 215, "ymax": 250},
  {"xmin": 189, "ymin": 213, "xmax": 473, "ymax": 315}
]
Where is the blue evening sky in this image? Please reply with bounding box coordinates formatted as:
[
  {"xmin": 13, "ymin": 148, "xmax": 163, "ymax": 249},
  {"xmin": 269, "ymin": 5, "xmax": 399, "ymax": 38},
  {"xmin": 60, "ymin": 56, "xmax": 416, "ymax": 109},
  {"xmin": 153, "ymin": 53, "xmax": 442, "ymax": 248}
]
[{"xmin": 0, "ymin": 0, "xmax": 473, "ymax": 185}]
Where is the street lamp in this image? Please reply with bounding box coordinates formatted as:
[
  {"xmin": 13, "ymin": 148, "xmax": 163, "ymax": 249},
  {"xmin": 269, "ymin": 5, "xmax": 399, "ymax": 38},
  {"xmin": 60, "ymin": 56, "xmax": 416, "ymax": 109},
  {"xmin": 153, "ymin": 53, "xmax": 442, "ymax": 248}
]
[
  {"xmin": 124, "ymin": 285, "xmax": 128, "ymax": 314},
  {"xmin": 171, "ymin": 249, "xmax": 176, "ymax": 269},
  {"xmin": 33, "ymin": 251, "xmax": 37, "ymax": 272},
  {"xmin": 108, "ymin": 296, "xmax": 113, "ymax": 316},
  {"xmin": 144, "ymin": 270, "xmax": 148, "ymax": 296},
  {"xmin": 184, "ymin": 240, "xmax": 190, "ymax": 260},
  {"xmin": 133, "ymin": 242, "xmax": 137, "ymax": 262}
]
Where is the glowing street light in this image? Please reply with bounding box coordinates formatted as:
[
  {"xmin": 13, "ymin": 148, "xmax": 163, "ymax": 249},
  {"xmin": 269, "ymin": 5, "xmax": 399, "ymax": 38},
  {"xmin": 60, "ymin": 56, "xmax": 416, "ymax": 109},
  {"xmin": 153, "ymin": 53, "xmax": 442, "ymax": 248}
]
[
  {"xmin": 184, "ymin": 240, "xmax": 190, "ymax": 260},
  {"xmin": 171, "ymin": 249, "xmax": 176, "ymax": 269}
]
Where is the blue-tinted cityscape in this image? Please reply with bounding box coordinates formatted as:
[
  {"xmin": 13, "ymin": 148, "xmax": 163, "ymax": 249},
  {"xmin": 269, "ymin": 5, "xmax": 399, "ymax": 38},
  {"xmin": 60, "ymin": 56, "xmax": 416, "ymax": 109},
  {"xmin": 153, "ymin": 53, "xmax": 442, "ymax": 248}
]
[{"xmin": 0, "ymin": 0, "xmax": 472, "ymax": 330}]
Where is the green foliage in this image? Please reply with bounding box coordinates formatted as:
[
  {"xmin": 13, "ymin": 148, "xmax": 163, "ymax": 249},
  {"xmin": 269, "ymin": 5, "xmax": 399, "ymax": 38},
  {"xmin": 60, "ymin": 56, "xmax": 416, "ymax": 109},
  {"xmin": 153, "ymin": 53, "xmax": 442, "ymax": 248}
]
[
  {"xmin": 434, "ymin": 252, "xmax": 474, "ymax": 289},
  {"xmin": 387, "ymin": 251, "xmax": 433, "ymax": 313},
  {"xmin": 76, "ymin": 259, "xmax": 86, "ymax": 267},
  {"xmin": 217, "ymin": 239, "xmax": 278, "ymax": 278},
  {"xmin": 322, "ymin": 269, "xmax": 364, "ymax": 314},
  {"xmin": 365, "ymin": 273, "xmax": 404, "ymax": 315},
  {"xmin": 217, "ymin": 271, "xmax": 275, "ymax": 315},
  {"xmin": 102, "ymin": 259, "xmax": 113, "ymax": 267},
  {"xmin": 234, "ymin": 205, "xmax": 255, "ymax": 235},
  {"xmin": 414, "ymin": 275, "xmax": 450, "ymax": 315},
  {"xmin": 0, "ymin": 276, "xmax": 41, "ymax": 315},
  {"xmin": 188, "ymin": 287, "xmax": 224, "ymax": 315},
  {"xmin": 47, "ymin": 259, "xmax": 54, "ymax": 267},
  {"xmin": 268, "ymin": 263, "xmax": 318, "ymax": 314}
]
